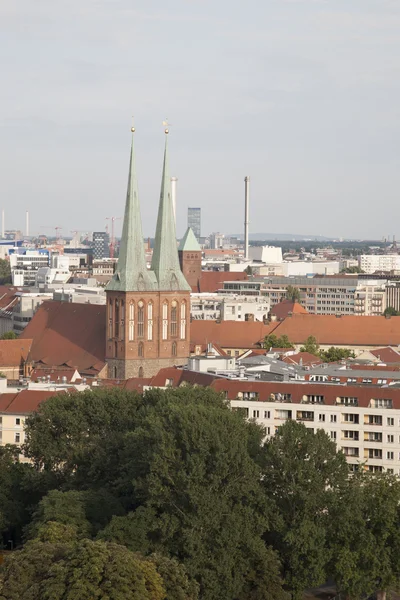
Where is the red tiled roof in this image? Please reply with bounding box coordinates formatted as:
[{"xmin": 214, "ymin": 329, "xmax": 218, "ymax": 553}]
[
  {"xmin": 196, "ymin": 271, "xmax": 248, "ymax": 293},
  {"xmin": 30, "ymin": 367, "xmax": 79, "ymax": 382},
  {"xmin": 271, "ymin": 314, "xmax": 400, "ymax": 347},
  {"xmin": 19, "ymin": 301, "xmax": 106, "ymax": 373},
  {"xmin": 0, "ymin": 389, "xmax": 65, "ymax": 414},
  {"xmin": 0, "ymin": 339, "xmax": 32, "ymax": 367},
  {"xmin": 282, "ymin": 352, "xmax": 323, "ymax": 366},
  {"xmin": 370, "ymin": 347, "xmax": 400, "ymax": 363},
  {"xmin": 190, "ymin": 320, "xmax": 280, "ymax": 349},
  {"xmin": 0, "ymin": 287, "xmax": 20, "ymax": 311},
  {"xmin": 270, "ymin": 300, "xmax": 308, "ymax": 319}
]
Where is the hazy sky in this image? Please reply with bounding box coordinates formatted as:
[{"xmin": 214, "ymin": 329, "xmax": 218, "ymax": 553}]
[{"xmin": 1, "ymin": 0, "xmax": 400, "ymax": 240}]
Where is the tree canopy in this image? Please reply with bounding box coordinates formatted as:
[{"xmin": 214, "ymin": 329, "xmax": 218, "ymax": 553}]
[
  {"xmin": 383, "ymin": 306, "xmax": 400, "ymax": 317},
  {"xmin": 263, "ymin": 334, "xmax": 294, "ymax": 349},
  {"xmin": 285, "ymin": 285, "xmax": 301, "ymax": 303}
]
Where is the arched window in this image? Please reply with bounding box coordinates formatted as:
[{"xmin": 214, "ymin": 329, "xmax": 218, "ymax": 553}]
[
  {"xmin": 114, "ymin": 341, "xmax": 118, "ymax": 358},
  {"xmin": 120, "ymin": 300, "xmax": 125, "ymax": 341},
  {"xmin": 147, "ymin": 302, "xmax": 153, "ymax": 341},
  {"xmin": 108, "ymin": 298, "xmax": 113, "ymax": 339},
  {"xmin": 138, "ymin": 342, "xmax": 144, "ymax": 357},
  {"xmin": 138, "ymin": 301, "xmax": 145, "ymax": 338},
  {"xmin": 113, "ymin": 365, "xmax": 118, "ymax": 379},
  {"xmin": 180, "ymin": 301, "xmax": 186, "ymax": 339},
  {"xmin": 129, "ymin": 301, "xmax": 134, "ymax": 341},
  {"xmin": 162, "ymin": 301, "xmax": 168, "ymax": 340},
  {"xmin": 172, "ymin": 341, "xmax": 177, "ymax": 357},
  {"xmin": 115, "ymin": 299, "xmax": 120, "ymax": 338},
  {"xmin": 138, "ymin": 366, "xmax": 144, "ymax": 378},
  {"xmin": 171, "ymin": 301, "xmax": 178, "ymax": 337}
]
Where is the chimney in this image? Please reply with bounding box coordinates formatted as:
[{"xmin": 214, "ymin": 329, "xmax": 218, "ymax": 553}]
[{"xmin": 244, "ymin": 176, "xmax": 250, "ymax": 259}]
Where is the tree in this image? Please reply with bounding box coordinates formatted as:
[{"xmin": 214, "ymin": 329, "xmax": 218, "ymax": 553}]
[
  {"xmin": 340, "ymin": 266, "xmax": 364, "ymax": 274},
  {"xmin": 263, "ymin": 334, "xmax": 294, "ymax": 350},
  {"xmin": 260, "ymin": 421, "xmax": 349, "ymax": 599},
  {"xmin": 286, "ymin": 285, "xmax": 301, "ymax": 303},
  {"xmin": 328, "ymin": 472, "xmax": 400, "ymax": 600},
  {"xmin": 0, "ymin": 261, "xmax": 11, "ymax": 285},
  {"xmin": 0, "ymin": 536, "xmax": 165, "ymax": 600},
  {"xmin": 299, "ymin": 335, "xmax": 319, "ymax": 355},
  {"xmin": 383, "ymin": 306, "xmax": 399, "ymax": 317},
  {"xmin": 0, "ymin": 332, "xmax": 17, "ymax": 340},
  {"xmin": 319, "ymin": 347, "xmax": 355, "ymax": 363},
  {"xmin": 245, "ymin": 265, "xmax": 253, "ymax": 275}
]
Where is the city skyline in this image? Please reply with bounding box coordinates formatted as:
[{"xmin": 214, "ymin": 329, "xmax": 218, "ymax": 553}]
[{"xmin": 1, "ymin": 0, "xmax": 400, "ymax": 238}]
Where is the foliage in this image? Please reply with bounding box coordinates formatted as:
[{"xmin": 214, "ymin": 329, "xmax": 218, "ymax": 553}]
[
  {"xmin": 285, "ymin": 285, "xmax": 301, "ymax": 303},
  {"xmin": 0, "ymin": 332, "xmax": 17, "ymax": 340},
  {"xmin": 340, "ymin": 266, "xmax": 364, "ymax": 273},
  {"xmin": 0, "ymin": 261, "xmax": 11, "ymax": 285},
  {"xmin": 0, "ymin": 537, "xmax": 165, "ymax": 600},
  {"xmin": 263, "ymin": 334, "xmax": 294, "ymax": 349},
  {"xmin": 383, "ymin": 306, "xmax": 399, "ymax": 317},
  {"xmin": 319, "ymin": 347, "xmax": 355, "ymax": 362},
  {"xmin": 299, "ymin": 335, "xmax": 319, "ymax": 355},
  {"xmin": 328, "ymin": 472, "xmax": 400, "ymax": 599},
  {"xmin": 261, "ymin": 421, "xmax": 349, "ymax": 599}
]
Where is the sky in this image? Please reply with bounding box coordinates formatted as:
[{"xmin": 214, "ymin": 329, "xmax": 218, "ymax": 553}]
[{"xmin": 1, "ymin": 0, "xmax": 400, "ymax": 240}]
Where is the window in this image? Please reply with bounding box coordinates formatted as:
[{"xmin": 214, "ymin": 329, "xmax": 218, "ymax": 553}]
[
  {"xmin": 0, "ymin": 416, "xmax": 2, "ymax": 424},
  {"xmin": 138, "ymin": 342, "xmax": 144, "ymax": 358},
  {"xmin": 388, "ymin": 417, "xmax": 395, "ymax": 426},
  {"xmin": 342, "ymin": 413, "xmax": 359, "ymax": 424},
  {"xmin": 266, "ymin": 427, "xmax": 271, "ymax": 435},
  {"xmin": 108, "ymin": 298, "xmax": 113, "ymax": 339},
  {"xmin": 15, "ymin": 418, "xmax": 20, "ymax": 426},
  {"xmin": 172, "ymin": 341, "xmax": 177, "ymax": 357},
  {"xmin": 115, "ymin": 299, "xmax": 120, "ymax": 338},
  {"xmin": 180, "ymin": 301, "xmax": 186, "ymax": 339},
  {"xmin": 15, "ymin": 433, "xmax": 20, "ymax": 443},
  {"xmin": 138, "ymin": 367, "xmax": 144, "ymax": 378},
  {"xmin": 330, "ymin": 415, "xmax": 337, "ymax": 423},
  {"xmin": 388, "ymin": 435, "xmax": 394, "ymax": 443},
  {"xmin": 138, "ymin": 301, "xmax": 144, "ymax": 338},
  {"xmin": 330, "ymin": 431, "xmax": 337, "ymax": 440},
  {"xmin": 252, "ymin": 410, "xmax": 260, "ymax": 419},
  {"xmin": 343, "ymin": 430, "xmax": 359, "ymax": 441},
  {"xmin": 162, "ymin": 302, "xmax": 168, "ymax": 340},
  {"xmin": 147, "ymin": 302, "xmax": 153, "ymax": 340},
  {"xmin": 264, "ymin": 411, "xmax": 271, "ymax": 419},
  {"xmin": 129, "ymin": 301, "xmax": 134, "ymax": 341},
  {"xmin": 171, "ymin": 301, "xmax": 178, "ymax": 337},
  {"xmin": 113, "ymin": 365, "xmax": 118, "ymax": 379},
  {"xmin": 114, "ymin": 341, "xmax": 118, "ymax": 358},
  {"xmin": 319, "ymin": 414, "xmax": 325, "ymax": 422},
  {"xmin": 387, "ymin": 468, "xmax": 394, "ymax": 474},
  {"xmin": 367, "ymin": 415, "xmax": 382, "ymax": 425},
  {"xmin": 387, "ymin": 451, "xmax": 394, "ymax": 460}
]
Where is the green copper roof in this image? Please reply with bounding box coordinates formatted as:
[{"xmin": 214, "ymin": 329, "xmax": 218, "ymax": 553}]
[
  {"xmin": 151, "ymin": 135, "xmax": 191, "ymax": 291},
  {"xmin": 178, "ymin": 227, "xmax": 201, "ymax": 252},
  {"xmin": 107, "ymin": 132, "xmax": 157, "ymax": 292}
]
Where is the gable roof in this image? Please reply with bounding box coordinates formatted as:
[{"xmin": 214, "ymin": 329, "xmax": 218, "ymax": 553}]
[
  {"xmin": 0, "ymin": 339, "xmax": 33, "ymax": 367},
  {"xmin": 190, "ymin": 320, "xmax": 280, "ymax": 349},
  {"xmin": 370, "ymin": 347, "xmax": 400, "ymax": 363},
  {"xmin": 19, "ymin": 301, "xmax": 106, "ymax": 373},
  {"xmin": 0, "ymin": 389, "xmax": 65, "ymax": 414},
  {"xmin": 282, "ymin": 352, "xmax": 323, "ymax": 366},
  {"xmin": 270, "ymin": 300, "xmax": 308, "ymax": 319},
  {"xmin": 271, "ymin": 314, "xmax": 400, "ymax": 347}
]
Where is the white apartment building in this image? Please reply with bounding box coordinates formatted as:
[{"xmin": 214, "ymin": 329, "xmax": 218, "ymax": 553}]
[
  {"xmin": 10, "ymin": 250, "xmax": 50, "ymax": 286},
  {"xmin": 249, "ymin": 246, "xmax": 283, "ymax": 264},
  {"xmin": 359, "ymin": 254, "xmax": 400, "ymax": 274},
  {"xmin": 190, "ymin": 293, "xmax": 270, "ymax": 321},
  {"xmin": 231, "ymin": 396, "xmax": 400, "ymax": 474}
]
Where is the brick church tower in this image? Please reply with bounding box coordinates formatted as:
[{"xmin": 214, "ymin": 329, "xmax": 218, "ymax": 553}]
[
  {"xmin": 178, "ymin": 227, "xmax": 202, "ymax": 291},
  {"xmin": 105, "ymin": 127, "xmax": 191, "ymax": 379}
]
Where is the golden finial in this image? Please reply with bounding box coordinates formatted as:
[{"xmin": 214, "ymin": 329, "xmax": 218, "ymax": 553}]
[
  {"xmin": 131, "ymin": 116, "xmax": 135, "ymax": 133},
  {"xmin": 162, "ymin": 118, "xmax": 170, "ymax": 134}
]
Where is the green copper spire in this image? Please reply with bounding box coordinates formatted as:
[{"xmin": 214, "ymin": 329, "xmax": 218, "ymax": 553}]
[
  {"xmin": 107, "ymin": 129, "xmax": 156, "ymax": 292},
  {"xmin": 151, "ymin": 132, "xmax": 191, "ymax": 291},
  {"xmin": 178, "ymin": 227, "xmax": 201, "ymax": 252}
]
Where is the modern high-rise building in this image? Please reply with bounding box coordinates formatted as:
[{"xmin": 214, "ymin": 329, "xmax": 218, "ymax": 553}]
[
  {"xmin": 93, "ymin": 232, "xmax": 109, "ymax": 259},
  {"xmin": 105, "ymin": 128, "xmax": 191, "ymax": 380},
  {"xmin": 188, "ymin": 207, "xmax": 201, "ymax": 240}
]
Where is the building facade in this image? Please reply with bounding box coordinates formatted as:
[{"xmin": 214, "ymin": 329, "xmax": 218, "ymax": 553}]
[
  {"xmin": 105, "ymin": 129, "xmax": 191, "ymax": 379},
  {"xmin": 93, "ymin": 231, "xmax": 110, "ymax": 259},
  {"xmin": 359, "ymin": 254, "xmax": 400, "ymax": 274},
  {"xmin": 178, "ymin": 227, "xmax": 202, "ymax": 290},
  {"xmin": 188, "ymin": 207, "xmax": 201, "ymax": 240}
]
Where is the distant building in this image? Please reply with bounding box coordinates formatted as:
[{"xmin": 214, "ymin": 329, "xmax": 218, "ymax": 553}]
[
  {"xmin": 359, "ymin": 254, "xmax": 400, "ymax": 274},
  {"xmin": 10, "ymin": 249, "xmax": 50, "ymax": 287},
  {"xmin": 188, "ymin": 207, "xmax": 201, "ymax": 240},
  {"xmin": 178, "ymin": 228, "xmax": 202, "ymax": 291},
  {"xmin": 209, "ymin": 232, "xmax": 224, "ymax": 249},
  {"xmin": 93, "ymin": 232, "xmax": 110, "ymax": 259},
  {"xmin": 249, "ymin": 245, "xmax": 283, "ymax": 263}
]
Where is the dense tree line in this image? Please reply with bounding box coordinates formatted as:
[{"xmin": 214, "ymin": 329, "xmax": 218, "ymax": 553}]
[{"xmin": 0, "ymin": 387, "xmax": 399, "ymax": 599}]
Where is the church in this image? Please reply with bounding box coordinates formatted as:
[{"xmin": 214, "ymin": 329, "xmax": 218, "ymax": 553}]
[{"xmin": 105, "ymin": 126, "xmax": 192, "ymax": 379}]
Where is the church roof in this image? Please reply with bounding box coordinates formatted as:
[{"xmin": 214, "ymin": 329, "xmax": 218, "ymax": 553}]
[
  {"xmin": 179, "ymin": 227, "xmax": 201, "ymax": 252},
  {"xmin": 107, "ymin": 131, "xmax": 157, "ymax": 292},
  {"xmin": 151, "ymin": 134, "xmax": 191, "ymax": 292}
]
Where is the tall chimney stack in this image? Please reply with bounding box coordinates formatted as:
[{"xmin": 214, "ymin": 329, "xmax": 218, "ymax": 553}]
[
  {"xmin": 171, "ymin": 177, "xmax": 178, "ymax": 225},
  {"xmin": 26, "ymin": 210, "xmax": 29, "ymax": 238},
  {"xmin": 244, "ymin": 176, "xmax": 250, "ymax": 260},
  {"xmin": 1, "ymin": 209, "xmax": 4, "ymax": 239}
]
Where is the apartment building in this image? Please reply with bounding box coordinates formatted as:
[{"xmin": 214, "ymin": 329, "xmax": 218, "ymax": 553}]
[
  {"xmin": 10, "ymin": 249, "xmax": 50, "ymax": 287},
  {"xmin": 359, "ymin": 254, "xmax": 400, "ymax": 274},
  {"xmin": 221, "ymin": 277, "xmax": 386, "ymax": 316},
  {"xmin": 191, "ymin": 293, "xmax": 270, "ymax": 321}
]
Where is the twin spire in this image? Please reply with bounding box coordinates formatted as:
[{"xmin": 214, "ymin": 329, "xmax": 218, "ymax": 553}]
[{"xmin": 107, "ymin": 127, "xmax": 191, "ymax": 293}]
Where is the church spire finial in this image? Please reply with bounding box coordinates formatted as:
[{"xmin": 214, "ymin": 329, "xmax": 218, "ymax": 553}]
[
  {"xmin": 151, "ymin": 129, "xmax": 191, "ymax": 291},
  {"xmin": 107, "ymin": 125, "xmax": 156, "ymax": 292}
]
